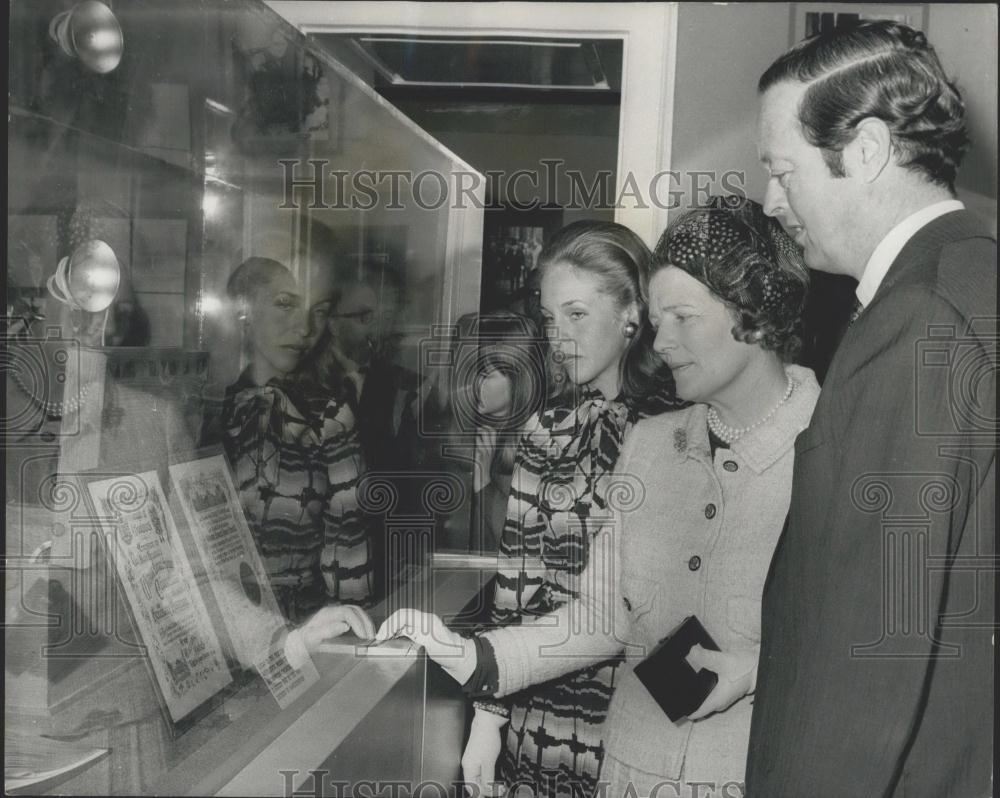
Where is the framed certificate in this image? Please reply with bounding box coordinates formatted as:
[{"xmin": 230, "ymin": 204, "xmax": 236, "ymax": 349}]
[
  {"xmin": 85, "ymin": 470, "xmax": 233, "ymax": 725},
  {"xmin": 169, "ymin": 451, "xmax": 319, "ymax": 707},
  {"xmin": 168, "ymin": 454, "xmax": 286, "ymax": 667}
]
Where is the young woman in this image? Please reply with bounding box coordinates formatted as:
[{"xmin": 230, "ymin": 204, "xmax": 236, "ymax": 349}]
[
  {"xmin": 378, "ymin": 200, "xmax": 818, "ymax": 798},
  {"xmin": 219, "ymin": 257, "xmax": 374, "ymax": 621},
  {"xmin": 395, "ymin": 222, "xmax": 682, "ymax": 797}
]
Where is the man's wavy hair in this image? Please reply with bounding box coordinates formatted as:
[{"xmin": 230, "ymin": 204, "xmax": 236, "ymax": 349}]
[{"xmin": 759, "ymin": 20, "xmax": 969, "ymax": 191}]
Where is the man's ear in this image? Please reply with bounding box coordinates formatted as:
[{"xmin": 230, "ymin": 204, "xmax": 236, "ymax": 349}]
[{"xmin": 846, "ymin": 117, "xmax": 893, "ymax": 183}]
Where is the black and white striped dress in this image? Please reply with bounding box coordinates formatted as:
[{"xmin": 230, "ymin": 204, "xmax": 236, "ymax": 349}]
[
  {"xmin": 221, "ymin": 371, "xmax": 374, "ymax": 622},
  {"xmin": 484, "ymin": 388, "xmax": 678, "ymax": 796}
]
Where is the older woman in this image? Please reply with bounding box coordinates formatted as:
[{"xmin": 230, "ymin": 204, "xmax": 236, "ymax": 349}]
[
  {"xmin": 220, "ymin": 257, "xmax": 374, "ymax": 621},
  {"xmin": 378, "ymin": 200, "xmax": 818, "ymax": 797}
]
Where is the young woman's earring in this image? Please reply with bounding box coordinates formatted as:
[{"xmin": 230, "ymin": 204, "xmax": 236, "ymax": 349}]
[{"xmin": 623, "ymin": 322, "xmax": 638, "ymax": 338}]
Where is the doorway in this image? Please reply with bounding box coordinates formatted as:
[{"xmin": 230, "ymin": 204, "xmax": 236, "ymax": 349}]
[{"xmin": 309, "ymin": 32, "xmax": 624, "ymax": 314}]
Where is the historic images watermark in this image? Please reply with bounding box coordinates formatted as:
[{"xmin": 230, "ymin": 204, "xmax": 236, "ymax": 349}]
[
  {"xmin": 847, "ymin": 316, "xmax": 998, "ymax": 660},
  {"xmin": 278, "ymin": 771, "xmax": 747, "ymax": 798},
  {"xmin": 7, "ymin": 313, "xmax": 995, "ymax": 669},
  {"xmin": 913, "ymin": 318, "xmax": 998, "ymax": 439},
  {"xmin": 3, "ymin": 467, "xmax": 152, "ymax": 658},
  {"xmin": 2, "ymin": 326, "xmax": 86, "ymax": 441},
  {"xmin": 278, "ymin": 159, "xmax": 747, "ymax": 212}
]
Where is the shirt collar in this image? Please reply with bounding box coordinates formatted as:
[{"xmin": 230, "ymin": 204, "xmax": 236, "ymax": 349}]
[{"xmin": 856, "ymin": 199, "xmax": 964, "ymax": 307}]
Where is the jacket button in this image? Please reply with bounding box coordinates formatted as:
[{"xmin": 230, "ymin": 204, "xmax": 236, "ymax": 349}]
[
  {"xmin": 723, "ymin": 460, "xmax": 739, "ymax": 472},
  {"xmin": 623, "ymin": 596, "xmax": 632, "ymax": 611},
  {"xmin": 688, "ymin": 556, "xmax": 701, "ymax": 571},
  {"xmin": 704, "ymin": 503, "xmax": 716, "ymax": 519}
]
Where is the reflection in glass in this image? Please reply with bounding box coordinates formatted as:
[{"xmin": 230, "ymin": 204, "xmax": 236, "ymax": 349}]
[
  {"xmin": 7, "ymin": 0, "xmax": 484, "ymax": 791},
  {"xmin": 444, "ymin": 311, "xmax": 546, "ymax": 551},
  {"xmin": 217, "ymin": 258, "xmax": 375, "ymax": 621}
]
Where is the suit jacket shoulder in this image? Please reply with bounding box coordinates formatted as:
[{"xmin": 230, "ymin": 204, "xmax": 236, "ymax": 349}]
[
  {"xmin": 879, "ymin": 209, "xmax": 996, "ymax": 327},
  {"xmin": 937, "ymin": 235, "xmax": 997, "ymax": 322}
]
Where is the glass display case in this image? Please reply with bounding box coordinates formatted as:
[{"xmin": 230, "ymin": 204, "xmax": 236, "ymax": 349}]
[{"xmin": 6, "ymin": 0, "xmax": 490, "ymax": 793}]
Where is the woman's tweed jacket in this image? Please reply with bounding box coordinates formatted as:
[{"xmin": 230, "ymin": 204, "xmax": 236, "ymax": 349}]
[{"xmin": 483, "ymin": 365, "xmax": 819, "ymax": 796}]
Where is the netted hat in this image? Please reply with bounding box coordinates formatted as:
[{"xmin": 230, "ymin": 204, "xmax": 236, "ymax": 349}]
[{"xmin": 653, "ymin": 196, "xmax": 809, "ymax": 356}]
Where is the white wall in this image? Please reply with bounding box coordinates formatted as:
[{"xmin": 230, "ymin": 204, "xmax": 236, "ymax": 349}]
[
  {"xmin": 669, "ymin": 2, "xmax": 792, "ymax": 215},
  {"xmin": 928, "ymin": 4, "xmax": 998, "ymax": 234},
  {"xmin": 929, "ymin": 4, "xmax": 998, "ymax": 199}
]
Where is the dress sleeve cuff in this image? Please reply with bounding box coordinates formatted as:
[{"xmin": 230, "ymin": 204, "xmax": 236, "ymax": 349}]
[{"xmin": 462, "ymin": 635, "xmax": 501, "ymax": 698}]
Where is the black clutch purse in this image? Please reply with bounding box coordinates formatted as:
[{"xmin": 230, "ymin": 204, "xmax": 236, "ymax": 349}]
[{"xmin": 633, "ymin": 615, "xmax": 719, "ymax": 723}]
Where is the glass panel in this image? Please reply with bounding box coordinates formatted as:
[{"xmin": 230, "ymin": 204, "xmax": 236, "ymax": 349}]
[
  {"xmin": 6, "ymin": 1, "xmax": 483, "ymax": 793},
  {"xmin": 308, "ymin": 33, "xmax": 625, "ymax": 564},
  {"xmin": 309, "ymin": 33, "xmax": 624, "ymax": 562}
]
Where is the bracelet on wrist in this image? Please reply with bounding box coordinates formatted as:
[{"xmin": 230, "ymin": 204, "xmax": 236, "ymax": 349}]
[{"xmin": 474, "ymin": 699, "xmax": 510, "ymax": 719}]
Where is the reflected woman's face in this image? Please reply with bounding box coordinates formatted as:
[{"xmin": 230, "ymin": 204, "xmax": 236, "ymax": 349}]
[
  {"xmin": 247, "ymin": 270, "xmax": 309, "ymax": 384},
  {"xmin": 477, "ymin": 367, "xmax": 513, "ymax": 419}
]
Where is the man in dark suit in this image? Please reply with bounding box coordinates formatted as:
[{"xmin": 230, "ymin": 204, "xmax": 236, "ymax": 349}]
[{"xmin": 747, "ymin": 21, "xmax": 995, "ymax": 796}]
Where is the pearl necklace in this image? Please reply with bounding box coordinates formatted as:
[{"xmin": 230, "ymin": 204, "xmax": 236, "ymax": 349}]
[
  {"xmin": 9, "ymin": 362, "xmax": 93, "ymax": 417},
  {"xmin": 707, "ymin": 378, "xmax": 796, "ymax": 443}
]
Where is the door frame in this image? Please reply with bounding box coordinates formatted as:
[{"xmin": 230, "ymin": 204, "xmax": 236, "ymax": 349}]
[{"xmin": 267, "ymin": 1, "xmax": 679, "ymax": 248}]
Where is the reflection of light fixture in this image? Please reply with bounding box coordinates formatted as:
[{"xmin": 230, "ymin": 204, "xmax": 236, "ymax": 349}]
[
  {"xmin": 49, "ymin": 1, "xmax": 124, "ymax": 75},
  {"xmin": 202, "ymin": 190, "xmax": 220, "ymax": 219},
  {"xmin": 48, "ymin": 240, "xmax": 121, "ymax": 313},
  {"xmin": 198, "ymin": 294, "xmax": 222, "ymax": 316}
]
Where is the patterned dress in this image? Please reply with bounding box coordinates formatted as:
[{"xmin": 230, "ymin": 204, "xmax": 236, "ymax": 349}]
[
  {"xmin": 220, "ymin": 370, "xmax": 374, "ymax": 622},
  {"xmin": 483, "ymin": 388, "xmax": 680, "ymax": 797}
]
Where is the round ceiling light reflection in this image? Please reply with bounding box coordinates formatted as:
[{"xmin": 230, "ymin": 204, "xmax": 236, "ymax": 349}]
[
  {"xmin": 48, "ymin": 239, "xmax": 122, "ymax": 313},
  {"xmin": 49, "ymin": 1, "xmax": 124, "ymax": 75}
]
